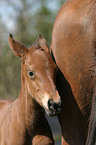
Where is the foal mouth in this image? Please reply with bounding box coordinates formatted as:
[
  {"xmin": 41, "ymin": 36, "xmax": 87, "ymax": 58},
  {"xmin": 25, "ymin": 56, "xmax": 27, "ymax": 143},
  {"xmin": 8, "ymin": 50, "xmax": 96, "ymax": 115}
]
[{"xmin": 45, "ymin": 108, "xmax": 61, "ymax": 116}]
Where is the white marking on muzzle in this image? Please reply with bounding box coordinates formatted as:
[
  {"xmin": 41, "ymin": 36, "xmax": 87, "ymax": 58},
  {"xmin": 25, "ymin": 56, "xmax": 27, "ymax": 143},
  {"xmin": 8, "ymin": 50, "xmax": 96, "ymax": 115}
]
[
  {"xmin": 52, "ymin": 91, "xmax": 61, "ymax": 103},
  {"xmin": 42, "ymin": 93, "xmax": 50, "ymax": 109}
]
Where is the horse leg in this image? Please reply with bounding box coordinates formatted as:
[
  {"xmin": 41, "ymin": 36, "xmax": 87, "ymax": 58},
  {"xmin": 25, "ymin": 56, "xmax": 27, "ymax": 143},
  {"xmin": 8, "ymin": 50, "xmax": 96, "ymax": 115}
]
[{"xmin": 56, "ymin": 69, "xmax": 86, "ymax": 145}]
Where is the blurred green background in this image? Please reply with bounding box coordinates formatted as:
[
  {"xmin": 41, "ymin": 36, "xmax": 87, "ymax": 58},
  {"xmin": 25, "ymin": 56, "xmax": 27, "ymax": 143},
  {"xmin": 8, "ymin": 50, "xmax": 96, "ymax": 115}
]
[{"xmin": 0, "ymin": 0, "xmax": 66, "ymax": 144}]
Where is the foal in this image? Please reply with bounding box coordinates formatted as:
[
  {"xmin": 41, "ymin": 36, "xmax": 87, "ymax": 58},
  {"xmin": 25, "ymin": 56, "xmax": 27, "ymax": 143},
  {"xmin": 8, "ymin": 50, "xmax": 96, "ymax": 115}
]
[{"xmin": 0, "ymin": 34, "xmax": 61, "ymax": 145}]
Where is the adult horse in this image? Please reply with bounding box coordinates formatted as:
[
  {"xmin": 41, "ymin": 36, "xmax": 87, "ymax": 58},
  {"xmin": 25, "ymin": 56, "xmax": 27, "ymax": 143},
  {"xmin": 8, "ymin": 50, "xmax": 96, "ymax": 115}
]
[{"xmin": 51, "ymin": 0, "xmax": 96, "ymax": 144}]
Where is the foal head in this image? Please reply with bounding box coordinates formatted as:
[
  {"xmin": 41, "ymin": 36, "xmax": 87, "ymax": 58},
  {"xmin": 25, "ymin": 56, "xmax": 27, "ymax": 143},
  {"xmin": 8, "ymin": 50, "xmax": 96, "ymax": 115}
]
[{"xmin": 9, "ymin": 34, "xmax": 61, "ymax": 116}]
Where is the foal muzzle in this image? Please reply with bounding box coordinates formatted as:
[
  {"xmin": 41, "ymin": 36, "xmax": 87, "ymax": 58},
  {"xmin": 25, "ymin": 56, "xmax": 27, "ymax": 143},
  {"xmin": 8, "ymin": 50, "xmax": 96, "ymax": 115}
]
[{"xmin": 47, "ymin": 99, "xmax": 62, "ymax": 116}]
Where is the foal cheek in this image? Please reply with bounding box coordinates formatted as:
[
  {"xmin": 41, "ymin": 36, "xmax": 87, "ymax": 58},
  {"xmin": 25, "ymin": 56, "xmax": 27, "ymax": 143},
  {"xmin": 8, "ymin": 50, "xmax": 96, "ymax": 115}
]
[
  {"xmin": 26, "ymin": 77, "xmax": 35, "ymax": 97},
  {"xmin": 27, "ymin": 79, "xmax": 42, "ymax": 101}
]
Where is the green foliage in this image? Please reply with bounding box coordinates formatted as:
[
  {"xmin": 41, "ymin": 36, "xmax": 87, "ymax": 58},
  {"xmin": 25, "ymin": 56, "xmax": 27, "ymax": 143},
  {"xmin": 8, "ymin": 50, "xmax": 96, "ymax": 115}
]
[
  {"xmin": 35, "ymin": 3, "xmax": 54, "ymax": 44},
  {"xmin": 0, "ymin": 48, "xmax": 21, "ymax": 99}
]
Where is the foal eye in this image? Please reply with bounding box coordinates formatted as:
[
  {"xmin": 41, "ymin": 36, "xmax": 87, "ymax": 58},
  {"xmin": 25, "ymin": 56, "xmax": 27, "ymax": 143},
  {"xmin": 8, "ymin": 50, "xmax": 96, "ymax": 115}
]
[
  {"xmin": 28, "ymin": 71, "xmax": 35, "ymax": 79},
  {"xmin": 40, "ymin": 48, "xmax": 44, "ymax": 51}
]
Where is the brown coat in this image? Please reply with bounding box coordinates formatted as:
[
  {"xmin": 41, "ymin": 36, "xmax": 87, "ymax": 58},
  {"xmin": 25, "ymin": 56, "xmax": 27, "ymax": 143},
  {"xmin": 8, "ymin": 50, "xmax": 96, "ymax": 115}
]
[
  {"xmin": 51, "ymin": 0, "xmax": 96, "ymax": 144},
  {"xmin": 0, "ymin": 34, "xmax": 62, "ymax": 145}
]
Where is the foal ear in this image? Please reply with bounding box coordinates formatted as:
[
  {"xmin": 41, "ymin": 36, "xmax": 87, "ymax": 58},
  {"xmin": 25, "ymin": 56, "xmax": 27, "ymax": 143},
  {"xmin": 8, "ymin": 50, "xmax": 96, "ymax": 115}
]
[
  {"xmin": 9, "ymin": 34, "xmax": 29, "ymax": 57},
  {"xmin": 36, "ymin": 34, "xmax": 49, "ymax": 52}
]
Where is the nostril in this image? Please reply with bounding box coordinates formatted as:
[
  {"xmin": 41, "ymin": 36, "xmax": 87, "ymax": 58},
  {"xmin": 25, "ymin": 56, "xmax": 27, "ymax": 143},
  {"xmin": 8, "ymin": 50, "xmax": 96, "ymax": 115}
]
[
  {"xmin": 48, "ymin": 99, "xmax": 61, "ymax": 110},
  {"xmin": 48, "ymin": 99, "xmax": 53, "ymax": 108}
]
